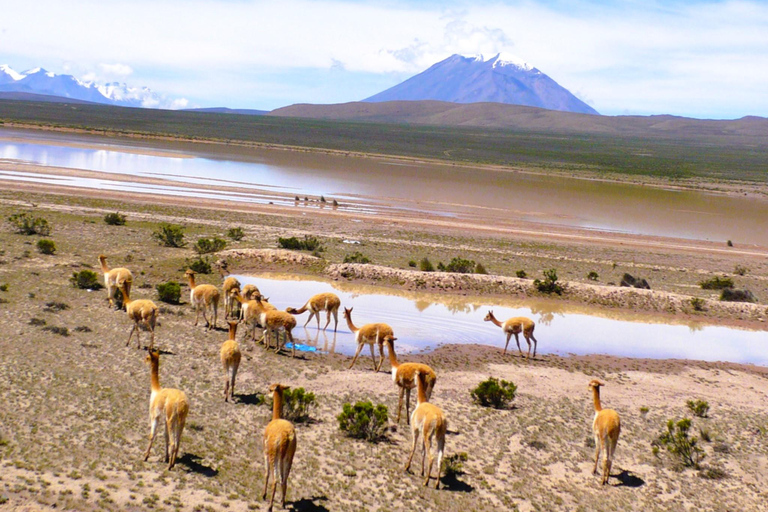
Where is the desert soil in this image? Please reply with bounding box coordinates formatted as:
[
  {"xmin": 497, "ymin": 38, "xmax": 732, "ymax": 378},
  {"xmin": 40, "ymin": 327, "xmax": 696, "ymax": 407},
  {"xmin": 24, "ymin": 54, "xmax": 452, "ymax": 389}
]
[{"xmin": 1, "ymin": 150, "xmax": 768, "ymax": 511}]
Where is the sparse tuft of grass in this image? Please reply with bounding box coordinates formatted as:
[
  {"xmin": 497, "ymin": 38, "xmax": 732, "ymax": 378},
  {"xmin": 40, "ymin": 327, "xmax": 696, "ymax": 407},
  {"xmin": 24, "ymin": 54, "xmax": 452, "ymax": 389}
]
[
  {"xmin": 8, "ymin": 212, "xmax": 51, "ymax": 235},
  {"xmin": 152, "ymin": 223, "xmax": 186, "ymax": 247},
  {"xmin": 278, "ymin": 235, "xmax": 322, "ymax": 252},
  {"xmin": 343, "ymin": 252, "xmax": 370, "ymax": 264},
  {"xmin": 104, "ymin": 212, "xmax": 127, "ymax": 226},
  {"xmin": 686, "ymin": 399, "xmax": 710, "ymax": 418},
  {"xmin": 534, "ymin": 268, "xmax": 564, "ymax": 295},
  {"xmin": 700, "ymin": 276, "xmax": 734, "ymax": 290},
  {"xmin": 227, "ymin": 227, "xmax": 245, "ymax": 241}
]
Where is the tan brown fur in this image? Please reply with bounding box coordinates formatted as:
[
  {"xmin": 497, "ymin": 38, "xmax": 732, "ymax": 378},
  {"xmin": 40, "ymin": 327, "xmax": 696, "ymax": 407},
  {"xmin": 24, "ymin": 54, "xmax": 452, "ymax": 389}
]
[
  {"xmin": 343, "ymin": 307, "xmax": 396, "ymax": 372},
  {"xmin": 220, "ymin": 321, "xmax": 242, "ymax": 402},
  {"xmin": 222, "ymin": 276, "xmax": 241, "ymax": 320},
  {"xmin": 484, "ymin": 310, "xmax": 539, "ymax": 358},
  {"xmin": 262, "ymin": 383, "xmax": 297, "ymax": 511},
  {"xmin": 185, "ymin": 269, "xmax": 220, "ymax": 330},
  {"xmin": 98, "ymin": 254, "xmax": 133, "ymax": 309},
  {"xmin": 286, "ymin": 292, "xmax": 341, "ymax": 332},
  {"xmin": 404, "ymin": 370, "xmax": 447, "ymax": 488},
  {"xmin": 259, "ymin": 302, "xmax": 298, "ymax": 358},
  {"xmin": 233, "ymin": 292, "xmax": 275, "ymax": 342},
  {"xmin": 143, "ymin": 350, "xmax": 189, "ymax": 470},
  {"xmin": 120, "ymin": 285, "xmax": 158, "ymax": 349},
  {"xmin": 589, "ymin": 379, "xmax": 621, "ymax": 485},
  {"xmin": 385, "ymin": 337, "xmax": 437, "ymax": 424}
]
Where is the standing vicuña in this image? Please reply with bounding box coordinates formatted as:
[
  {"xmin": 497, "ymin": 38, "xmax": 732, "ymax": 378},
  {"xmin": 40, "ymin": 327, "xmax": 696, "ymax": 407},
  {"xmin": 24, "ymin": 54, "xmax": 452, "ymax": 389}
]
[
  {"xmin": 343, "ymin": 307, "xmax": 396, "ymax": 372},
  {"xmin": 98, "ymin": 254, "xmax": 133, "ymax": 309},
  {"xmin": 384, "ymin": 336, "xmax": 437, "ymax": 424},
  {"xmin": 483, "ymin": 310, "xmax": 539, "ymax": 358},
  {"xmin": 589, "ymin": 379, "xmax": 621, "ymax": 485},
  {"xmin": 120, "ymin": 284, "xmax": 158, "ymax": 349},
  {"xmin": 263, "ymin": 383, "xmax": 297, "ymax": 512},
  {"xmin": 185, "ymin": 269, "xmax": 220, "ymax": 330},
  {"xmin": 143, "ymin": 349, "xmax": 189, "ymax": 470},
  {"xmin": 405, "ymin": 370, "xmax": 447, "ymax": 488},
  {"xmin": 286, "ymin": 292, "xmax": 341, "ymax": 332},
  {"xmin": 221, "ymin": 321, "xmax": 242, "ymax": 402},
  {"xmin": 222, "ymin": 276, "xmax": 241, "ymax": 320}
]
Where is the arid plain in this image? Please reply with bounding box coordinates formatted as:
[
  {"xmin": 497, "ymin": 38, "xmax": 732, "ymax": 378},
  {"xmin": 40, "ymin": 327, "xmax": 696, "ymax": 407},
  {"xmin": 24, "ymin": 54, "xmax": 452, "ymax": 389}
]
[{"xmin": 1, "ymin": 124, "xmax": 768, "ymax": 512}]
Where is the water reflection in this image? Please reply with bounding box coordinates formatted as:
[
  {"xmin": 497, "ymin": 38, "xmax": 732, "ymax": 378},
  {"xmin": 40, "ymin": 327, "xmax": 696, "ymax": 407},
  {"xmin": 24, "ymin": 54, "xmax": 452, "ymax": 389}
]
[{"xmin": 233, "ymin": 273, "xmax": 768, "ymax": 366}]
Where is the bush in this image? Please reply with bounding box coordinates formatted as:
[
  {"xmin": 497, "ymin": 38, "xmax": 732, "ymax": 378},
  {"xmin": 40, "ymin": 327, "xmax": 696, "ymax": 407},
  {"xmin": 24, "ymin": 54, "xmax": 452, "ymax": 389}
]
[
  {"xmin": 470, "ymin": 377, "xmax": 517, "ymax": 409},
  {"xmin": 152, "ymin": 223, "xmax": 186, "ymax": 247},
  {"xmin": 103, "ymin": 212, "xmax": 126, "ymax": 226},
  {"xmin": 42, "ymin": 326, "xmax": 69, "ymax": 337},
  {"xmin": 720, "ymin": 288, "xmax": 757, "ymax": 303},
  {"xmin": 70, "ymin": 270, "xmax": 103, "ymax": 290},
  {"xmin": 408, "ymin": 260, "xmax": 417, "ymax": 267},
  {"xmin": 282, "ymin": 387, "xmax": 317, "ymax": 423},
  {"xmin": 227, "ymin": 227, "xmax": 245, "ymax": 241},
  {"xmin": 474, "ymin": 263, "xmax": 487, "ymax": 274},
  {"xmin": 343, "ymin": 252, "xmax": 370, "ymax": 264},
  {"xmin": 441, "ymin": 452, "xmax": 468, "ymax": 477},
  {"xmin": 36, "ymin": 239, "xmax": 56, "ymax": 255},
  {"xmin": 278, "ymin": 235, "xmax": 322, "ymax": 251},
  {"xmin": 193, "ymin": 237, "xmax": 227, "ymax": 255},
  {"xmin": 690, "ymin": 298, "xmax": 706, "ymax": 312},
  {"xmin": 156, "ymin": 281, "xmax": 181, "ymax": 304},
  {"xmin": 686, "ymin": 399, "xmax": 710, "ymax": 418},
  {"xmin": 534, "ymin": 268, "xmax": 564, "ymax": 295},
  {"xmin": 587, "ymin": 271, "xmax": 599, "ymax": 281},
  {"xmin": 516, "ymin": 270, "xmax": 527, "ymax": 279},
  {"xmin": 337, "ymin": 401, "xmax": 388, "ymax": 442},
  {"xmin": 444, "ymin": 257, "xmax": 475, "ymax": 274},
  {"xmin": 419, "ymin": 257, "xmax": 434, "ymax": 272},
  {"xmin": 653, "ymin": 418, "xmax": 705, "ymax": 468},
  {"xmin": 0, "ymin": 284, "xmax": 8, "ymax": 292},
  {"xmin": 185, "ymin": 256, "xmax": 212, "ymax": 274},
  {"xmin": 8, "ymin": 213, "xmax": 51, "ymax": 235},
  {"xmin": 700, "ymin": 276, "xmax": 734, "ymax": 290},
  {"xmin": 733, "ymin": 265, "xmax": 748, "ymax": 276}
]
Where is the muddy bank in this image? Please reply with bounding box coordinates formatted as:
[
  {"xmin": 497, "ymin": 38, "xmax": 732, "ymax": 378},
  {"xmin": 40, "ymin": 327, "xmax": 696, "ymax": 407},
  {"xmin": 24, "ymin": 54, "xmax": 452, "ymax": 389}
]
[{"xmin": 220, "ymin": 248, "xmax": 768, "ymax": 329}]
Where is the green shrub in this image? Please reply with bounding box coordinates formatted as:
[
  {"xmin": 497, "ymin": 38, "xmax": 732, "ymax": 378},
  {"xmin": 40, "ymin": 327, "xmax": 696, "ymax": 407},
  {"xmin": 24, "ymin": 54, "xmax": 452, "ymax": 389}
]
[
  {"xmin": 441, "ymin": 452, "xmax": 468, "ymax": 477},
  {"xmin": 419, "ymin": 257, "xmax": 434, "ymax": 272},
  {"xmin": 36, "ymin": 239, "xmax": 56, "ymax": 255},
  {"xmin": 343, "ymin": 252, "xmax": 370, "ymax": 264},
  {"xmin": 156, "ymin": 281, "xmax": 181, "ymax": 304},
  {"xmin": 282, "ymin": 387, "xmax": 317, "ymax": 423},
  {"xmin": 587, "ymin": 271, "xmax": 599, "ymax": 281},
  {"xmin": 699, "ymin": 276, "xmax": 734, "ymax": 290},
  {"xmin": 534, "ymin": 268, "xmax": 564, "ymax": 295},
  {"xmin": 337, "ymin": 401, "xmax": 388, "ymax": 442},
  {"xmin": 470, "ymin": 377, "xmax": 517, "ymax": 409},
  {"xmin": 686, "ymin": 399, "xmax": 710, "ymax": 418},
  {"xmin": 194, "ymin": 237, "xmax": 227, "ymax": 255},
  {"xmin": 0, "ymin": 284, "xmax": 8, "ymax": 292},
  {"xmin": 516, "ymin": 270, "xmax": 527, "ymax": 279},
  {"xmin": 653, "ymin": 418, "xmax": 705, "ymax": 468},
  {"xmin": 278, "ymin": 235, "xmax": 322, "ymax": 251},
  {"xmin": 690, "ymin": 297, "xmax": 706, "ymax": 311},
  {"xmin": 474, "ymin": 263, "xmax": 487, "ymax": 274},
  {"xmin": 152, "ymin": 223, "xmax": 186, "ymax": 247},
  {"xmin": 8, "ymin": 213, "xmax": 51, "ymax": 235},
  {"xmin": 444, "ymin": 257, "xmax": 475, "ymax": 273},
  {"xmin": 70, "ymin": 270, "xmax": 103, "ymax": 290},
  {"xmin": 227, "ymin": 227, "xmax": 245, "ymax": 241},
  {"xmin": 720, "ymin": 288, "xmax": 757, "ymax": 303},
  {"xmin": 408, "ymin": 260, "xmax": 417, "ymax": 267},
  {"xmin": 103, "ymin": 212, "xmax": 126, "ymax": 226},
  {"xmin": 185, "ymin": 257, "xmax": 212, "ymax": 274}
]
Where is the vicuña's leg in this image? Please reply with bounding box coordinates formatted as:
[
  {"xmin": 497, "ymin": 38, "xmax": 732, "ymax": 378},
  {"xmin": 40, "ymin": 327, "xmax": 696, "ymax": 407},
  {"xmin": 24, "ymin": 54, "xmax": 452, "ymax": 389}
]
[
  {"xmin": 262, "ymin": 453, "xmax": 271, "ymax": 500},
  {"xmin": 405, "ymin": 426, "xmax": 420, "ymax": 472},
  {"xmin": 530, "ymin": 332, "xmax": 539, "ymax": 357},
  {"xmin": 368, "ymin": 341, "xmax": 378, "ymax": 372},
  {"xmin": 332, "ymin": 310, "xmax": 339, "ymax": 332},
  {"xmin": 143, "ymin": 414, "xmax": 161, "ymax": 461},
  {"xmin": 323, "ymin": 310, "xmax": 331, "ymax": 330},
  {"xmin": 396, "ymin": 387, "xmax": 405, "ymax": 424},
  {"xmin": 423, "ymin": 432, "xmax": 435, "ymax": 486},
  {"xmin": 504, "ymin": 332, "xmax": 512, "ymax": 354},
  {"xmin": 592, "ymin": 434, "xmax": 601, "ymax": 475},
  {"xmin": 435, "ymin": 434, "xmax": 445, "ymax": 489},
  {"xmin": 348, "ymin": 342, "xmax": 365, "ymax": 369},
  {"xmin": 514, "ymin": 332, "xmax": 523, "ymax": 356}
]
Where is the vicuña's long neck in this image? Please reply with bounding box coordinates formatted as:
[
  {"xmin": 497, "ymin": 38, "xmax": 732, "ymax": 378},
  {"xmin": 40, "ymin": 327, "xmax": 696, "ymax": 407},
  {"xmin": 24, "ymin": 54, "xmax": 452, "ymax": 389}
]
[
  {"xmin": 120, "ymin": 287, "xmax": 132, "ymax": 307},
  {"xmin": 344, "ymin": 313, "xmax": 358, "ymax": 333},
  {"xmin": 99, "ymin": 257, "xmax": 109, "ymax": 273},
  {"xmin": 293, "ymin": 302, "xmax": 310, "ymax": 314},
  {"xmin": 187, "ymin": 274, "xmax": 196, "ymax": 288},
  {"xmin": 228, "ymin": 322, "xmax": 238, "ymax": 340},
  {"xmin": 415, "ymin": 372, "xmax": 428, "ymax": 404},
  {"xmin": 150, "ymin": 359, "xmax": 161, "ymax": 392},
  {"xmin": 488, "ymin": 314, "xmax": 503, "ymax": 328},
  {"xmin": 592, "ymin": 387, "xmax": 602, "ymax": 412},
  {"xmin": 272, "ymin": 389, "xmax": 283, "ymax": 420},
  {"xmin": 387, "ymin": 342, "xmax": 399, "ymax": 369}
]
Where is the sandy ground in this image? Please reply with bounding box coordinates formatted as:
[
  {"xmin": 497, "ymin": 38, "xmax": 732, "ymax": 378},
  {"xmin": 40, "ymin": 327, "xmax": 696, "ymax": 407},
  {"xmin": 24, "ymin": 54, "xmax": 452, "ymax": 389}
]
[{"xmin": 0, "ymin": 144, "xmax": 767, "ymax": 511}]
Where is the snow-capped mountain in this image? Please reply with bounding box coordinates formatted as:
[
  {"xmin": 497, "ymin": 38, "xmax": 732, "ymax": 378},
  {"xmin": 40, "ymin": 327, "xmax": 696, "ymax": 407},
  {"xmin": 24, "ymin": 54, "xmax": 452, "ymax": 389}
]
[
  {"xmin": 364, "ymin": 53, "xmax": 598, "ymax": 115},
  {"xmin": 0, "ymin": 65, "xmax": 184, "ymax": 109}
]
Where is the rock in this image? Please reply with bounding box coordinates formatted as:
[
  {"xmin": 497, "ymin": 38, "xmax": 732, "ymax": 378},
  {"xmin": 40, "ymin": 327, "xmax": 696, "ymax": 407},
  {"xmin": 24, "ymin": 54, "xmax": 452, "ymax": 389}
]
[{"xmin": 620, "ymin": 273, "xmax": 651, "ymax": 289}]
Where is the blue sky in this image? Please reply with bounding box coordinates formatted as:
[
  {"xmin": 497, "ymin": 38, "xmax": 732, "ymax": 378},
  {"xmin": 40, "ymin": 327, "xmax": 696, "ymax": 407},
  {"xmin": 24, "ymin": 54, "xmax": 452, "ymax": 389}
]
[{"xmin": 2, "ymin": 0, "xmax": 767, "ymax": 118}]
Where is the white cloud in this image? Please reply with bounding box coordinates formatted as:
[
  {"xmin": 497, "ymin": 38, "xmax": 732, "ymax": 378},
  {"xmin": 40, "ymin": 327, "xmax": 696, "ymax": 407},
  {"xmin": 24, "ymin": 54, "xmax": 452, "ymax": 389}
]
[{"xmin": 99, "ymin": 63, "xmax": 133, "ymax": 78}]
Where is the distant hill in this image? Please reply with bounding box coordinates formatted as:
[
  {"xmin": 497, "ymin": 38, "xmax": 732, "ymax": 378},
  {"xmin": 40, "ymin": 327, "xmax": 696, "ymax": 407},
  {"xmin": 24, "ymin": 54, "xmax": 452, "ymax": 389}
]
[
  {"xmin": 0, "ymin": 64, "xmax": 182, "ymax": 109},
  {"xmin": 183, "ymin": 107, "xmax": 268, "ymax": 116},
  {"xmin": 364, "ymin": 53, "xmax": 598, "ymax": 115},
  {"xmin": 0, "ymin": 91, "xmax": 99, "ymax": 105},
  {"xmin": 268, "ymin": 100, "xmax": 768, "ymax": 140}
]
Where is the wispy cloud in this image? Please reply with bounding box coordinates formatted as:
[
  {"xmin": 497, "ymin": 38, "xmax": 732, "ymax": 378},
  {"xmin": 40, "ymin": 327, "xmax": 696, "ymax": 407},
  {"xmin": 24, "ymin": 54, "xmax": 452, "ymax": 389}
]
[{"xmin": 1, "ymin": 0, "xmax": 767, "ymax": 117}]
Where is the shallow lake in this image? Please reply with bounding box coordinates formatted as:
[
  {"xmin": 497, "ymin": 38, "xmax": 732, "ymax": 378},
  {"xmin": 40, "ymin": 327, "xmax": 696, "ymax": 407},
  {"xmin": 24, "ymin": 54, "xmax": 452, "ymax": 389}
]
[
  {"xmin": 233, "ymin": 274, "xmax": 768, "ymax": 366},
  {"xmin": 2, "ymin": 128, "xmax": 768, "ymax": 245}
]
